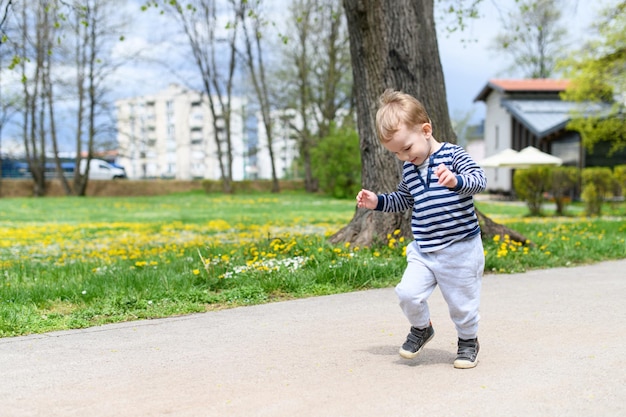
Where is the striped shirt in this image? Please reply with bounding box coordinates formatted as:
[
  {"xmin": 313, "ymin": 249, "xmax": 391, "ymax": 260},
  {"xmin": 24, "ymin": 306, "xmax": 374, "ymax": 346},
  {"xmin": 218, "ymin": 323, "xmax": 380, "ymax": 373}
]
[{"xmin": 375, "ymin": 142, "xmax": 486, "ymax": 252}]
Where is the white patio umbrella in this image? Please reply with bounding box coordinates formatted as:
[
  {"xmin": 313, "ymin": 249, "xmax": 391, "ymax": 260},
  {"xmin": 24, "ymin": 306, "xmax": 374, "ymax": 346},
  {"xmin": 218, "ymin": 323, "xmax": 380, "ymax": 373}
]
[
  {"xmin": 500, "ymin": 146, "xmax": 563, "ymax": 168},
  {"xmin": 477, "ymin": 148, "xmax": 520, "ymax": 168}
]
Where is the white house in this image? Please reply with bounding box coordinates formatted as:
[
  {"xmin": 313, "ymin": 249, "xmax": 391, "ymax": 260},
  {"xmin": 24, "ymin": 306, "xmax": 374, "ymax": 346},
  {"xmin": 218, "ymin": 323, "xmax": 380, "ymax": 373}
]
[{"xmin": 474, "ymin": 79, "xmax": 612, "ymax": 194}]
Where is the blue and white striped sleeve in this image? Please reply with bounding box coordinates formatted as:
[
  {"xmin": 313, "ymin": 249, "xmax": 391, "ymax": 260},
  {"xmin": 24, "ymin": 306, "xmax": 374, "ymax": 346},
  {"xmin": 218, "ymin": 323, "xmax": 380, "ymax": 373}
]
[
  {"xmin": 375, "ymin": 181, "xmax": 414, "ymax": 212},
  {"xmin": 451, "ymin": 148, "xmax": 487, "ymax": 196}
]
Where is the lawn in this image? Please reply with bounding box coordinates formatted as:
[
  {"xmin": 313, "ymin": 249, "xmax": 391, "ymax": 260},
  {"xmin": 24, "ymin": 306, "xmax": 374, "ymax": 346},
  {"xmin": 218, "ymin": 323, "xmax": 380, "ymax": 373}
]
[{"xmin": 1, "ymin": 190, "xmax": 625, "ymax": 337}]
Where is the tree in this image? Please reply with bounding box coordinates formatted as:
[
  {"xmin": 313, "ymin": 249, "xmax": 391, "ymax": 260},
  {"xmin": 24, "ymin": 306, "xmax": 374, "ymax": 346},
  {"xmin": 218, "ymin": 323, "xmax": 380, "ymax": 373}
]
[
  {"xmin": 12, "ymin": 0, "xmax": 60, "ymax": 196},
  {"xmin": 238, "ymin": 0, "xmax": 280, "ymax": 192},
  {"xmin": 491, "ymin": 0, "xmax": 568, "ymax": 78},
  {"xmin": 331, "ymin": 0, "xmax": 528, "ymax": 247},
  {"xmin": 330, "ymin": 0, "xmax": 456, "ymax": 246},
  {"xmin": 279, "ymin": 0, "xmax": 352, "ymax": 192},
  {"xmin": 560, "ymin": 1, "xmax": 626, "ymax": 155},
  {"xmin": 67, "ymin": 0, "xmax": 130, "ymax": 196},
  {"xmin": 0, "ymin": 0, "xmax": 14, "ymax": 43},
  {"xmin": 5, "ymin": 0, "xmax": 127, "ymax": 196},
  {"xmin": 145, "ymin": 0, "xmax": 244, "ymax": 193},
  {"xmin": 0, "ymin": 39, "xmax": 19, "ymax": 196}
]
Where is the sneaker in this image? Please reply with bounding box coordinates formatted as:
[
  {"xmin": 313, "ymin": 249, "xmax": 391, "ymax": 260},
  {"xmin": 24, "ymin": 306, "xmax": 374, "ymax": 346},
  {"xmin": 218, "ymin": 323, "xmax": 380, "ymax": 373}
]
[
  {"xmin": 454, "ymin": 338, "xmax": 479, "ymax": 369},
  {"xmin": 399, "ymin": 324, "xmax": 434, "ymax": 359}
]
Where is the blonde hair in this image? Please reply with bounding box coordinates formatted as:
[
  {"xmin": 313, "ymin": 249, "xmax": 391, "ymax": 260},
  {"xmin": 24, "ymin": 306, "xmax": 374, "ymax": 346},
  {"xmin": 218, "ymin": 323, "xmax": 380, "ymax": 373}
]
[{"xmin": 375, "ymin": 89, "xmax": 431, "ymax": 142}]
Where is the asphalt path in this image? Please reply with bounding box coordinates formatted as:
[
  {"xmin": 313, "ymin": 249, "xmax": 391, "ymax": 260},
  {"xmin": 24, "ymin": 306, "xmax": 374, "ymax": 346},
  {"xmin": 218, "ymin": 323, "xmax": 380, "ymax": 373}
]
[{"xmin": 1, "ymin": 259, "xmax": 625, "ymax": 417}]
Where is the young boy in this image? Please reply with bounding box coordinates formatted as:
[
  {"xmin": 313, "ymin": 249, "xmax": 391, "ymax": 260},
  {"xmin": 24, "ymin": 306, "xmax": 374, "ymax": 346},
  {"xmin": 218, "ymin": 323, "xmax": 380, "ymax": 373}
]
[{"xmin": 356, "ymin": 89, "xmax": 486, "ymax": 369}]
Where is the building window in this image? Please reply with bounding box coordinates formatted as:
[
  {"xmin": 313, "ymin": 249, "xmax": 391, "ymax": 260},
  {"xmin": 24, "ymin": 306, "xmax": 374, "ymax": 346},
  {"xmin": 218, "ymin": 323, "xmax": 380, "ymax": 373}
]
[{"xmin": 495, "ymin": 125, "xmax": 500, "ymax": 149}]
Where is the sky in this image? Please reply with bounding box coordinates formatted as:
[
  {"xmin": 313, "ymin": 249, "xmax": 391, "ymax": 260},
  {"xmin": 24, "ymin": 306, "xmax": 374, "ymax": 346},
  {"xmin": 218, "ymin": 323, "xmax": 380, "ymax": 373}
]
[
  {"xmin": 1, "ymin": 0, "xmax": 603, "ymax": 153},
  {"xmin": 110, "ymin": 0, "xmax": 600, "ymax": 124},
  {"xmin": 435, "ymin": 0, "xmax": 598, "ymax": 123}
]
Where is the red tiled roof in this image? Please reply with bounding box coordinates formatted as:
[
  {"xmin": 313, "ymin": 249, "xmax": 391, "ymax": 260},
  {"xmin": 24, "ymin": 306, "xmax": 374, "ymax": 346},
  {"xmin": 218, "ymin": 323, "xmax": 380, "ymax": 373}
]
[
  {"xmin": 490, "ymin": 79, "xmax": 570, "ymax": 91},
  {"xmin": 474, "ymin": 79, "xmax": 570, "ymax": 102}
]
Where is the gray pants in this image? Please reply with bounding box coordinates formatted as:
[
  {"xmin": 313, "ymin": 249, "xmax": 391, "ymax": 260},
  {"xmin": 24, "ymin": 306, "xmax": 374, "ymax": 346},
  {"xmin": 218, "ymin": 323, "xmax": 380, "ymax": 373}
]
[{"xmin": 395, "ymin": 235, "xmax": 484, "ymax": 340}]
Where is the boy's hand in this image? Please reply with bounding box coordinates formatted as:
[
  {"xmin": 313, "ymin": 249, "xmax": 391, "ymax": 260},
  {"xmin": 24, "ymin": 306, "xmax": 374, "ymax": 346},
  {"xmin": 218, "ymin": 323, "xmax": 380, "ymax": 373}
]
[
  {"xmin": 434, "ymin": 163, "xmax": 458, "ymax": 188},
  {"xmin": 356, "ymin": 189, "xmax": 378, "ymax": 209}
]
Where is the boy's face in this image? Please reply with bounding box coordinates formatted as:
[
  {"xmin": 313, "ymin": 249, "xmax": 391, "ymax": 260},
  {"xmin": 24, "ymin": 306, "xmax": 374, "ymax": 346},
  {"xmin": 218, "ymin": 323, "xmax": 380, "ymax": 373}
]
[{"xmin": 383, "ymin": 122, "xmax": 433, "ymax": 166}]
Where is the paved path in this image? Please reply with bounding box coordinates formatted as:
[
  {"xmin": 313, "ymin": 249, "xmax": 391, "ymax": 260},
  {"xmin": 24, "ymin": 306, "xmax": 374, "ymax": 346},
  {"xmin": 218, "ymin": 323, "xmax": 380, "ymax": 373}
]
[{"xmin": 1, "ymin": 259, "xmax": 625, "ymax": 417}]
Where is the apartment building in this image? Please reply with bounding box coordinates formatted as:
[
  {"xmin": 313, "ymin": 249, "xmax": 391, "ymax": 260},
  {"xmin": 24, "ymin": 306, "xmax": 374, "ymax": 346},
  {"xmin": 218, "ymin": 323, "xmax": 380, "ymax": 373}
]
[
  {"xmin": 254, "ymin": 109, "xmax": 300, "ymax": 180},
  {"xmin": 115, "ymin": 83, "xmax": 250, "ymax": 180}
]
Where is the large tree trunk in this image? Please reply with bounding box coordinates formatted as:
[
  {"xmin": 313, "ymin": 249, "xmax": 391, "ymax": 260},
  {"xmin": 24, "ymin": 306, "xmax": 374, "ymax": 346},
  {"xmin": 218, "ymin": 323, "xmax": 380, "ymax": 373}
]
[
  {"xmin": 331, "ymin": 0, "xmax": 451, "ymax": 245},
  {"xmin": 332, "ymin": 0, "xmax": 527, "ymax": 246}
]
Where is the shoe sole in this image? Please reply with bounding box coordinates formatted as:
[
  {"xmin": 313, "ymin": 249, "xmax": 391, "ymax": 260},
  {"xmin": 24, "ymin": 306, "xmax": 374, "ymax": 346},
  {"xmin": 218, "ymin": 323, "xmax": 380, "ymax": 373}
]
[
  {"xmin": 453, "ymin": 358, "xmax": 478, "ymax": 369},
  {"xmin": 398, "ymin": 332, "xmax": 434, "ymax": 359}
]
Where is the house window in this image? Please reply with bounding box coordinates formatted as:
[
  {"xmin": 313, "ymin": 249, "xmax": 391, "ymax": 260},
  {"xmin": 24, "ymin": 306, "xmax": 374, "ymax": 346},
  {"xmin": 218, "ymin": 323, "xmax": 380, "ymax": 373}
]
[{"xmin": 495, "ymin": 125, "xmax": 500, "ymax": 149}]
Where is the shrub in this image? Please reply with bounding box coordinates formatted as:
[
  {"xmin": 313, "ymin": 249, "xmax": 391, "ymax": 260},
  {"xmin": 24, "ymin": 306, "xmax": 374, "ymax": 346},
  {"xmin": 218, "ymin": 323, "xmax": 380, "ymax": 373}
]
[
  {"xmin": 613, "ymin": 165, "xmax": 626, "ymax": 198},
  {"xmin": 311, "ymin": 124, "xmax": 361, "ymax": 199},
  {"xmin": 548, "ymin": 166, "xmax": 579, "ymax": 215},
  {"xmin": 581, "ymin": 182, "xmax": 601, "ymax": 216},
  {"xmin": 581, "ymin": 167, "xmax": 614, "ymax": 216},
  {"xmin": 513, "ymin": 167, "xmax": 550, "ymax": 216}
]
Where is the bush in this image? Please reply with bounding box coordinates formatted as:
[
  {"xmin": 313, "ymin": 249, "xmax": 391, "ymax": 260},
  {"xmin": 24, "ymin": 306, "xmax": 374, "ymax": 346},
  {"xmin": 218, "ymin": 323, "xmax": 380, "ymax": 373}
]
[
  {"xmin": 581, "ymin": 182, "xmax": 601, "ymax": 216},
  {"xmin": 311, "ymin": 124, "xmax": 361, "ymax": 199},
  {"xmin": 613, "ymin": 165, "xmax": 626, "ymax": 198},
  {"xmin": 581, "ymin": 167, "xmax": 614, "ymax": 216},
  {"xmin": 548, "ymin": 166, "xmax": 579, "ymax": 215},
  {"xmin": 513, "ymin": 167, "xmax": 550, "ymax": 216}
]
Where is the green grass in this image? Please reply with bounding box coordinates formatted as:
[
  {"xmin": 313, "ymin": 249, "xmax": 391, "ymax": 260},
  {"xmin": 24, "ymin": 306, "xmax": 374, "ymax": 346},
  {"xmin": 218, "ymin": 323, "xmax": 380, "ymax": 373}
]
[{"xmin": 1, "ymin": 190, "xmax": 624, "ymax": 337}]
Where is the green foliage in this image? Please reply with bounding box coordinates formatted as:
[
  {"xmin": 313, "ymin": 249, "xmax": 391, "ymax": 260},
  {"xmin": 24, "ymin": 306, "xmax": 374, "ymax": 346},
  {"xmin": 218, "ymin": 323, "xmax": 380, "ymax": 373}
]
[
  {"xmin": 581, "ymin": 167, "xmax": 614, "ymax": 216},
  {"xmin": 437, "ymin": 0, "xmax": 482, "ymax": 34},
  {"xmin": 559, "ymin": 1, "xmax": 626, "ymax": 154},
  {"xmin": 548, "ymin": 166, "xmax": 579, "ymax": 215},
  {"xmin": 513, "ymin": 167, "xmax": 551, "ymax": 216},
  {"xmin": 311, "ymin": 124, "xmax": 361, "ymax": 199},
  {"xmin": 483, "ymin": 219, "xmax": 626, "ymax": 273},
  {"xmin": 566, "ymin": 109, "xmax": 626, "ymax": 155},
  {"xmin": 581, "ymin": 182, "xmax": 601, "ymax": 216},
  {"xmin": 614, "ymin": 165, "xmax": 626, "ymax": 197}
]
